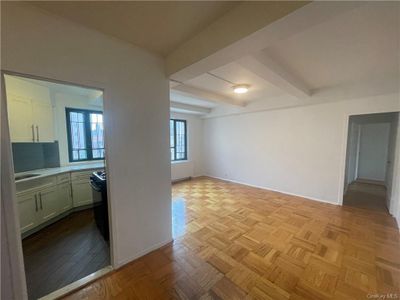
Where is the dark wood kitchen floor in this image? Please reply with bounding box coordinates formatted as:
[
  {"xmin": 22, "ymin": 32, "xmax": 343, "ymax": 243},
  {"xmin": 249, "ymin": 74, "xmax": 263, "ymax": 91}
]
[{"xmin": 23, "ymin": 209, "xmax": 110, "ymax": 300}]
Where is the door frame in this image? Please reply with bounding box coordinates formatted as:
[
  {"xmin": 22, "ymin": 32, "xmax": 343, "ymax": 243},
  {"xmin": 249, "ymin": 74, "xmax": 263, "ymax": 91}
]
[
  {"xmin": 1, "ymin": 69, "xmax": 116, "ymax": 298},
  {"xmin": 338, "ymin": 110, "xmax": 400, "ymax": 209}
]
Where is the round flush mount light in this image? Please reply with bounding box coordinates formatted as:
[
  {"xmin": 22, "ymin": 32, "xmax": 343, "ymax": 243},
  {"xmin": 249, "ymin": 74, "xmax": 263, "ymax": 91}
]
[{"xmin": 232, "ymin": 84, "xmax": 250, "ymax": 94}]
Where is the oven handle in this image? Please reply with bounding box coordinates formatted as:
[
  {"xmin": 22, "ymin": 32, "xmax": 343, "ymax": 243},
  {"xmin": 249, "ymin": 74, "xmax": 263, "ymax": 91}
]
[{"xmin": 90, "ymin": 179, "xmax": 102, "ymax": 192}]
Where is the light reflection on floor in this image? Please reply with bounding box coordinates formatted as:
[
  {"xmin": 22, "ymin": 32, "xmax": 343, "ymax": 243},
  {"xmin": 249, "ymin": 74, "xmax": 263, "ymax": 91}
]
[{"xmin": 172, "ymin": 197, "xmax": 186, "ymax": 238}]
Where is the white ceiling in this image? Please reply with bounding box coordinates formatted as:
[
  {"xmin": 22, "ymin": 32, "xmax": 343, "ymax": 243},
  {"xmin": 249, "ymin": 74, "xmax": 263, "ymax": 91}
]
[
  {"xmin": 30, "ymin": 1, "xmax": 399, "ymax": 115},
  {"xmin": 31, "ymin": 1, "xmax": 238, "ymax": 56},
  {"xmin": 266, "ymin": 2, "xmax": 399, "ymax": 91},
  {"xmin": 170, "ymin": 92, "xmax": 217, "ymax": 108},
  {"xmin": 185, "ymin": 62, "xmax": 284, "ymax": 103},
  {"xmin": 170, "ymin": 2, "xmax": 399, "ymax": 114}
]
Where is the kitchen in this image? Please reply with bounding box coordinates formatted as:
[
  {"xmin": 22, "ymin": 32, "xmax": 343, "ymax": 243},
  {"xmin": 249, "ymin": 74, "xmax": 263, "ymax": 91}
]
[{"xmin": 4, "ymin": 73, "xmax": 110, "ymax": 299}]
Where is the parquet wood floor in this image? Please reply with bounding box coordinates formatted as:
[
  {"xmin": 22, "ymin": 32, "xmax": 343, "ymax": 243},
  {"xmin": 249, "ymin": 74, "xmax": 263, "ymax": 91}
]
[{"xmin": 63, "ymin": 177, "xmax": 400, "ymax": 300}]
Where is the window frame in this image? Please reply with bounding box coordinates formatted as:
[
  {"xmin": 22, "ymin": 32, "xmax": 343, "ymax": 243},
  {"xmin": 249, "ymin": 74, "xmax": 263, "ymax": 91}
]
[
  {"xmin": 65, "ymin": 107, "xmax": 104, "ymax": 162},
  {"xmin": 170, "ymin": 119, "xmax": 187, "ymax": 162}
]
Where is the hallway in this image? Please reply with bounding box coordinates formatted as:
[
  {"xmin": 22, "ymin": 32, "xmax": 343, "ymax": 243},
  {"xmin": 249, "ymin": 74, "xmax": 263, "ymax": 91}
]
[{"xmin": 344, "ymin": 181, "xmax": 388, "ymax": 213}]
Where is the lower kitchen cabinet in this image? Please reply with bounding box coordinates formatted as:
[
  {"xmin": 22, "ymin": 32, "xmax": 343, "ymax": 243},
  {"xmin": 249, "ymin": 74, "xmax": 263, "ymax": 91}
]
[
  {"xmin": 38, "ymin": 186, "xmax": 59, "ymax": 223},
  {"xmin": 17, "ymin": 192, "xmax": 39, "ymax": 233},
  {"xmin": 57, "ymin": 182, "xmax": 73, "ymax": 213},
  {"xmin": 72, "ymin": 179, "xmax": 93, "ymax": 207},
  {"xmin": 16, "ymin": 169, "xmax": 99, "ymax": 235}
]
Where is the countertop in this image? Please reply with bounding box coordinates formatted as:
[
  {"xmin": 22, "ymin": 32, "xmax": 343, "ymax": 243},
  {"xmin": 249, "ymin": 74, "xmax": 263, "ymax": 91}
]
[{"xmin": 15, "ymin": 162, "xmax": 105, "ymax": 183}]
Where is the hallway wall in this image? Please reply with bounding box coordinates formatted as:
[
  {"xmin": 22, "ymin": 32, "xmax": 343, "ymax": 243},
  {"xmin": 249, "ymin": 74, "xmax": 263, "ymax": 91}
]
[{"xmin": 357, "ymin": 122, "xmax": 391, "ymax": 181}]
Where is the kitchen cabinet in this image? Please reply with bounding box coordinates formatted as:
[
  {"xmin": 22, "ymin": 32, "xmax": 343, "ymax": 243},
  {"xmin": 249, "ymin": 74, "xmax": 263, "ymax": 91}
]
[
  {"xmin": 32, "ymin": 98, "xmax": 55, "ymax": 142},
  {"xmin": 72, "ymin": 179, "xmax": 93, "ymax": 207},
  {"xmin": 58, "ymin": 182, "xmax": 73, "ymax": 213},
  {"xmin": 7, "ymin": 94, "xmax": 35, "ymax": 142},
  {"xmin": 38, "ymin": 186, "xmax": 59, "ymax": 223},
  {"xmin": 16, "ymin": 169, "xmax": 99, "ymax": 236},
  {"xmin": 6, "ymin": 93, "xmax": 55, "ymax": 142},
  {"xmin": 17, "ymin": 191, "xmax": 39, "ymax": 233}
]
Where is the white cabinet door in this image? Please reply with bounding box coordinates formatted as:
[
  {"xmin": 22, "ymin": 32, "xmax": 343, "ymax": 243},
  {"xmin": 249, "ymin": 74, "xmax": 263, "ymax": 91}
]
[
  {"xmin": 58, "ymin": 182, "xmax": 73, "ymax": 213},
  {"xmin": 7, "ymin": 94, "xmax": 34, "ymax": 142},
  {"xmin": 32, "ymin": 99, "xmax": 54, "ymax": 142},
  {"xmin": 17, "ymin": 192, "xmax": 39, "ymax": 233},
  {"xmin": 72, "ymin": 180, "xmax": 93, "ymax": 207},
  {"xmin": 38, "ymin": 186, "xmax": 59, "ymax": 222}
]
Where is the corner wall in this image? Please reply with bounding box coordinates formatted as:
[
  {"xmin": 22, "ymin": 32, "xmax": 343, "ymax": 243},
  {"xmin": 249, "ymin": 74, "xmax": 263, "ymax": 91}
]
[{"xmin": 1, "ymin": 1, "xmax": 171, "ymax": 272}]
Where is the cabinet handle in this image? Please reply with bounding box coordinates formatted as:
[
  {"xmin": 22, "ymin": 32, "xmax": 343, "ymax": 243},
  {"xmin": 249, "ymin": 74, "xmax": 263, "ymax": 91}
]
[
  {"xmin": 36, "ymin": 125, "xmax": 39, "ymax": 142},
  {"xmin": 39, "ymin": 192, "xmax": 43, "ymax": 210},
  {"xmin": 34, "ymin": 194, "xmax": 38, "ymax": 212},
  {"xmin": 70, "ymin": 184, "xmax": 73, "ymax": 199},
  {"xmin": 31, "ymin": 125, "xmax": 35, "ymax": 142}
]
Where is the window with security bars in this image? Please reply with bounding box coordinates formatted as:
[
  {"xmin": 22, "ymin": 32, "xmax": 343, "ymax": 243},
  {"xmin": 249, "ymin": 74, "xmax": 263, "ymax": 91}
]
[
  {"xmin": 170, "ymin": 119, "xmax": 187, "ymax": 161},
  {"xmin": 66, "ymin": 108, "xmax": 105, "ymax": 162}
]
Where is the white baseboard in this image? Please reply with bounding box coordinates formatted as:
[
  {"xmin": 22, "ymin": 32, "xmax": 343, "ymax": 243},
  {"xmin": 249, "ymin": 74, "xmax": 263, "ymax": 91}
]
[
  {"xmin": 204, "ymin": 174, "xmax": 338, "ymax": 206},
  {"xmin": 115, "ymin": 238, "xmax": 173, "ymax": 269}
]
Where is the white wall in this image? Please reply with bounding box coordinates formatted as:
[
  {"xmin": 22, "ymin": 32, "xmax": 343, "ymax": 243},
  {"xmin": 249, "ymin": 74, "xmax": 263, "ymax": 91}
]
[
  {"xmin": 203, "ymin": 93, "xmax": 400, "ymax": 204},
  {"xmin": 357, "ymin": 123, "xmax": 391, "ymax": 181},
  {"xmin": 1, "ymin": 1, "xmax": 171, "ymax": 278},
  {"xmin": 170, "ymin": 112, "xmax": 203, "ymax": 181}
]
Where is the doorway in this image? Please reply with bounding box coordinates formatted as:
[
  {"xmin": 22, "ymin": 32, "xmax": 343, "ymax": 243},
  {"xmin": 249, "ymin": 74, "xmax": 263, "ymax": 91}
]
[
  {"xmin": 2, "ymin": 72, "xmax": 111, "ymax": 299},
  {"xmin": 343, "ymin": 112, "xmax": 399, "ymax": 212}
]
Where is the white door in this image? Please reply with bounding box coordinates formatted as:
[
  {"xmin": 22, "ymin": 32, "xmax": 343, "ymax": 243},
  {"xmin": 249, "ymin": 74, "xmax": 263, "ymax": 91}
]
[
  {"xmin": 38, "ymin": 186, "xmax": 59, "ymax": 222},
  {"xmin": 358, "ymin": 123, "xmax": 391, "ymax": 181},
  {"xmin": 57, "ymin": 182, "xmax": 73, "ymax": 213},
  {"xmin": 32, "ymin": 98, "xmax": 54, "ymax": 142},
  {"xmin": 17, "ymin": 192, "xmax": 39, "ymax": 233},
  {"xmin": 7, "ymin": 94, "xmax": 34, "ymax": 142},
  {"xmin": 72, "ymin": 181, "xmax": 93, "ymax": 207}
]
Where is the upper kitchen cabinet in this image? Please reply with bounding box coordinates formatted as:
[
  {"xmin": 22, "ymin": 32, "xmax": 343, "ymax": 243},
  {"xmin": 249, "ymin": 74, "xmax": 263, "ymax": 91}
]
[
  {"xmin": 7, "ymin": 93, "xmax": 35, "ymax": 142},
  {"xmin": 5, "ymin": 75, "xmax": 55, "ymax": 143},
  {"xmin": 31, "ymin": 98, "xmax": 55, "ymax": 142}
]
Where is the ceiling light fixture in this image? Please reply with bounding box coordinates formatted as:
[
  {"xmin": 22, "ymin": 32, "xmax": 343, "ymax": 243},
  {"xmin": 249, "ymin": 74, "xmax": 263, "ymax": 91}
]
[{"xmin": 232, "ymin": 84, "xmax": 250, "ymax": 94}]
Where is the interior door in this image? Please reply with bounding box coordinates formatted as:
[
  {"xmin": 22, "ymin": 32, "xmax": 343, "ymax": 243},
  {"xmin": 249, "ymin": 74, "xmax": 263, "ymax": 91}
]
[
  {"xmin": 7, "ymin": 94, "xmax": 34, "ymax": 142},
  {"xmin": 358, "ymin": 123, "xmax": 391, "ymax": 181}
]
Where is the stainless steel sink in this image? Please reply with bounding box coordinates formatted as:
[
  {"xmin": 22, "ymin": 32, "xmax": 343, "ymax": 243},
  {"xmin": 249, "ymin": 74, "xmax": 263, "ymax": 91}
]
[{"xmin": 15, "ymin": 174, "xmax": 40, "ymax": 181}]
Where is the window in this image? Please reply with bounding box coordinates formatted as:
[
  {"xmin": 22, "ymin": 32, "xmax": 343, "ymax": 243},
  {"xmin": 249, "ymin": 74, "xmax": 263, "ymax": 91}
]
[
  {"xmin": 66, "ymin": 108, "xmax": 105, "ymax": 162},
  {"xmin": 170, "ymin": 119, "xmax": 187, "ymax": 161}
]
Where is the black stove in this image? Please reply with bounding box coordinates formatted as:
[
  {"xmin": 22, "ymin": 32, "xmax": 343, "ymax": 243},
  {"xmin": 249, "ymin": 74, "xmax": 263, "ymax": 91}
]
[{"xmin": 90, "ymin": 171, "xmax": 109, "ymax": 241}]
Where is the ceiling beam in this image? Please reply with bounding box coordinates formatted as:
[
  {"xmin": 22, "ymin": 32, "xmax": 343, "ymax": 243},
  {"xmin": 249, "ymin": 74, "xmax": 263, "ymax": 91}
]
[
  {"xmin": 238, "ymin": 52, "xmax": 311, "ymax": 99},
  {"xmin": 166, "ymin": 1, "xmax": 309, "ymax": 78},
  {"xmin": 167, "ymin": 1, "xmax": 363, "ymax": 82},
  {"xmin": 172, "ymin": 84, "xmax": 245, "ymax": 107},
  {"xmin": 170, "ymin": 101, "xmax": 211, "ymax": 115}
]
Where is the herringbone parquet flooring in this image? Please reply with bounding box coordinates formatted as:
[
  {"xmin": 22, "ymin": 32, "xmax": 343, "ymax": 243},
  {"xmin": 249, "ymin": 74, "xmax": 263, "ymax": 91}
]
[{"xmin": 63, "ymin": 177, "xmax": 400, "ymax": 299}]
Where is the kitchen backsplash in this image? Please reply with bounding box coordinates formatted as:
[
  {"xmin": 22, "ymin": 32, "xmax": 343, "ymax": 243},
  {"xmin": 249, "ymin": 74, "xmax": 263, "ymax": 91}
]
[{"xmin": 12, "ymin": 142, "xmax": 60, "ymax": 173}]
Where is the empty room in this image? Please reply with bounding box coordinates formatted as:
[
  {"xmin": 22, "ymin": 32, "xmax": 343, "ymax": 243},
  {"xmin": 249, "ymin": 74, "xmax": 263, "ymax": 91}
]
[{"xmin": 1, "ymin": 1, "xmax": 400, "ymax": 300}]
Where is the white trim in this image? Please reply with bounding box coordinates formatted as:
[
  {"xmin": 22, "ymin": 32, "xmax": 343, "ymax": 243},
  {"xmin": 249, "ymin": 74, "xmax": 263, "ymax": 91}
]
[
  {"xmin": 38, "ymin": 266, "xmax": 113, "ymax": 300},
  {"xmin": 115, "ymin": 238, "xmax": 173, "ymax": 269},
  {"xmin": 205, "ymin": 175, "xmax": 338, "ymax": 206}
]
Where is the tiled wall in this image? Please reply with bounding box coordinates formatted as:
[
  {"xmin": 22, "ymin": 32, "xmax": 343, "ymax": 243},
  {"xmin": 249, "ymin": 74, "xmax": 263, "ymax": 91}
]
[{"xmin": 12, "ymin": 142, "xmax": 60, "ymax": 173}]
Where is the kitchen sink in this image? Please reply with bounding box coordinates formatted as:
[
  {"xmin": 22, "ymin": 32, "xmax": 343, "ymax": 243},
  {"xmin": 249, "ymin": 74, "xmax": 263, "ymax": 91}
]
[{"xmin": 15, "ymin": 174, "xmax": 40, "ymax": 181}]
